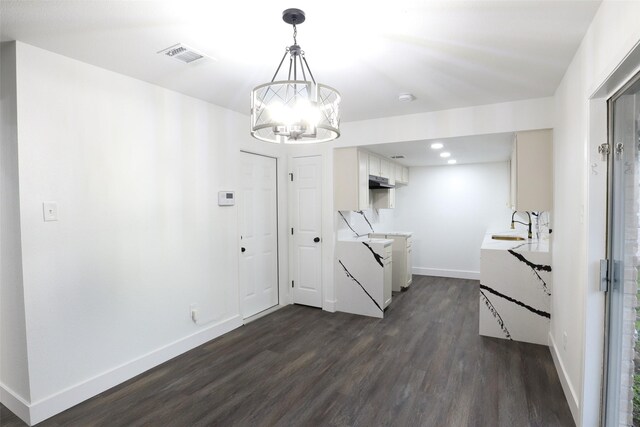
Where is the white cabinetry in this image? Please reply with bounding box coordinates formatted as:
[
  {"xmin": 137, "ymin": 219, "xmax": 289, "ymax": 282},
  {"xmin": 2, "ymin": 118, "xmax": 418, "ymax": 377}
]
[
  {"xmin": 395, "ymin": 165, "xmax": 409, "ymax": 185},
  {"xmin": 383, "ymin": 244, "xmax": 392, "ymax": 308},
  {"xmin": 368, "ymin": 154, "xmax": 381, "ymax": 177},
  {"xmin": 510, "ymin": 129, "xmax": 553, "ymax": 211},
  {"xmin": 335, "ymin": 148, "xmax": 408, "ymax": 211},
  {"xmin": 369, "ymin": 154, "xmax": 392, "ymax": 179},
  {"xmin": 370, "ymin": 232, "xmax": 412, "ymax": 291},
  {"xmin": 334, "ymin": 147, "xmax": 370, "ymax": 211}
]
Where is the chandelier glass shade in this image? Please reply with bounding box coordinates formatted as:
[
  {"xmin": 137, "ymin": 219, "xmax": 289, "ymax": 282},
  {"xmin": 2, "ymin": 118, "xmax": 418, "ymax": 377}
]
[{"xmin": 250, "ymin": 9, "xmax": 341, "ymax": 144}]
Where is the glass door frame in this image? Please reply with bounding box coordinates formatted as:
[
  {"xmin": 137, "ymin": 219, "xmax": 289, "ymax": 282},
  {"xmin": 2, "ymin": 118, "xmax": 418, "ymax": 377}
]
[{"xmin": 602, "ymin": 70, "xmax": 640, "ymax": 426}]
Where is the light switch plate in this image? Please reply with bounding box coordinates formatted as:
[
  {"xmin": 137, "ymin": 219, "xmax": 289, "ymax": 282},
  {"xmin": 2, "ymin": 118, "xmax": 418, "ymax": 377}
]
[{"xmin": 43, "ymin": 202, "xmax": 58, "ymax": 221}]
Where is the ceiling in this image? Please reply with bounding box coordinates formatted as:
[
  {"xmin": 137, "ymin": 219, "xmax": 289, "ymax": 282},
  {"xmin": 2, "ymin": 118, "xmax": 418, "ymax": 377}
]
[
  {"xmin": 0, "ymin": 0, "xmax": 601, "ymax": 123},
  {"xmin": 364, "ymin": 132, "xmax": 514, "ymax": 167}
]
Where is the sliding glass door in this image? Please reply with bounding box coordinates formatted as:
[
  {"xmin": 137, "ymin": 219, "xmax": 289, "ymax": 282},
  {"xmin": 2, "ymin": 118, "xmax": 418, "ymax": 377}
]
[{"xmin": 604, "ymin": 72, "xmax": 640, "ymax": 426}]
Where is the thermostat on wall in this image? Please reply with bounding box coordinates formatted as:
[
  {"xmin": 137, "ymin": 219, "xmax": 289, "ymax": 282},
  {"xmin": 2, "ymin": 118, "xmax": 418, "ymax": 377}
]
[{"xmin": 218, "ymin": 191, "xmax": 235, "ymax": 206}]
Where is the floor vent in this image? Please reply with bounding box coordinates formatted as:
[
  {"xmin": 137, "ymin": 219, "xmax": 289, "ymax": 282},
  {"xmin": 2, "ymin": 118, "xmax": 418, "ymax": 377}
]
[{"xmin": 158, "ymin": 43, "xmax": 208, "ymax": 64}]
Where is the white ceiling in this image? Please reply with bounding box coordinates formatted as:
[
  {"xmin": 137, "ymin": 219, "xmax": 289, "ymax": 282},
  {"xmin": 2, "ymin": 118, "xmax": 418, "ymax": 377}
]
[
  {"xmin": 364, "ymin": 132, "xmax": 514, "ymax": 167},
  {"xmin": 0, "ymin": 0, "xmax": 601, "ymax": 123}
]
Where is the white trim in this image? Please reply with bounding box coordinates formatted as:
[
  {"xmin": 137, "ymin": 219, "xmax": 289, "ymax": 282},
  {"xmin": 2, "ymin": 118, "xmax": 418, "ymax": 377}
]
[
  {"xmin": 243, "ymin": 305, "xmax": 282, "ymax": 324},
  {"xmin": 323, "ymin": 299, "xmax": 336, "ymax": 312},
  {"xmin": 27, "ymin": 315, "xmax": 242, "ymax": 425},
  {"xmin": 0, "ymin": 383, "xmax": 31, "ymax": 425},
  {"xmin": 549, "ymin": 331, "xmax": 580, "ymax": 425},
  {"xmin": 412, "ymin": 267, "xmax": 480, "ymax": 280}
]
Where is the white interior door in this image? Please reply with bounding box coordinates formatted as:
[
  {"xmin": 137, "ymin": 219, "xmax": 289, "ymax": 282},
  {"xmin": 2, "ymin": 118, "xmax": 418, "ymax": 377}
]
[
  {"xmin": 239, "ymin": 152, "xmax": 278, "ymax": 319},
  {"xmin": 291, "ymin": 156, "xmax": 322, "ymax": 307}
]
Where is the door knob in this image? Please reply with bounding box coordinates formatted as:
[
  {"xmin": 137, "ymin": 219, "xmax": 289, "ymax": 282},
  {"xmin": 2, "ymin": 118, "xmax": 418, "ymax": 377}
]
[
  {"xmin": 314, "ymin": 237, "xmax": 320, "ymax": 243},
  {"xmin": 241, "ymin": 247, "xmax": 246, "ymax": 253}
]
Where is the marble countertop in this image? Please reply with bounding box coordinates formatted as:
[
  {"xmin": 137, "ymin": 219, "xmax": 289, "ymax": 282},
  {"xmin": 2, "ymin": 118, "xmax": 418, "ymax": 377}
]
[
  {"xmin": 481, "ymin": 230, "xmax": 550, "ymax": 253},
  {"xmin": 369, "ymin": 231, "xmax": 413, "ymax": 237},
  {"xmin": 338, "ymin": 237, "xmax": 394, "ymax": 246}
]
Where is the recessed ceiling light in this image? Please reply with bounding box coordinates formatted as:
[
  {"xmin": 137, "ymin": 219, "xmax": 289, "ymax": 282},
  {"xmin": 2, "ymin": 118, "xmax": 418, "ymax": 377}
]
[
  {"xmin": 448, "ymin": 159, "xmax": 457, "ymax": 164},
  {"xmin": 440, "ymin": 152, "xmax": 451, "ymax": 158},
  {"xmin": 430, "ymin": 143, "xmax": 443, "ymax": 150}
]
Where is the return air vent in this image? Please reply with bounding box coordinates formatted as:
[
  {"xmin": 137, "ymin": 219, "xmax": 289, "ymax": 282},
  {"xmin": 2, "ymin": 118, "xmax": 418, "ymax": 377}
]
[
  {"xmin": 158, "ymin": 43, "xmax": 208, "ymax": 64},
  {"xmin": 391, "ymin": 155, "xmax": 405, "ymax": 159}
]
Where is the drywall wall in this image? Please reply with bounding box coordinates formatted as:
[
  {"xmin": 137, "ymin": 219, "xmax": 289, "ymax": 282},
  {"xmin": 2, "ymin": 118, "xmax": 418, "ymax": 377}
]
[
  {"xmin": 337, "ymin": 96, "xmax": 554, "ymax": 148},
  {"xmin": 0, "ymin": 41, "xmax": 31, "ymax": 420},
  {"xmin": 394, "ymin": 162, "xmax": 512, "ymax": 279},
  {"xmin": 551, "ymin": 1, "xmax": 640, "ymax": 425},
  {"xmin": 6, "ymin": 41, "xmax": 285, "ymax": 424}
]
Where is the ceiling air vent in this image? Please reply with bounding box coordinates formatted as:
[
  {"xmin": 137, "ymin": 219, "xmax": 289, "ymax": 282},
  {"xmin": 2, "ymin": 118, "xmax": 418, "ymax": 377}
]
[
  {"xmin": 391, "ymin": 155, "xmax": 405, "ymax": 159},
  {"xmin": 158, "ymin": 43, "xmax": 207, "ymax": 64}
]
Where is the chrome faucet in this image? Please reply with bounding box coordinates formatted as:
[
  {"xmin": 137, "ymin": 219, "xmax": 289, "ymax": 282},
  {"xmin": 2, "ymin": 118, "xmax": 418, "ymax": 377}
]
[{"xmin": 511, "ymin": 211, "xmax": 532, "ymax": 239}]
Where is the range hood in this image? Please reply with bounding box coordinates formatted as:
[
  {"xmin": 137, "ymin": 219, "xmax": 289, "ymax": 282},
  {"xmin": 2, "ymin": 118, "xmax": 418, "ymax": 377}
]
[{"xmin": 369, "ymin": 175, "xmax": 395, "ymax": 189}]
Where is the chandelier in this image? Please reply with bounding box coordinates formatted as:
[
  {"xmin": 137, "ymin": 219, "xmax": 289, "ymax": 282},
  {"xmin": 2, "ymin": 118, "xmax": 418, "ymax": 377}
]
[{"xmin": 250, "ymin": 9, "xmax": 341, "ymax": 144}]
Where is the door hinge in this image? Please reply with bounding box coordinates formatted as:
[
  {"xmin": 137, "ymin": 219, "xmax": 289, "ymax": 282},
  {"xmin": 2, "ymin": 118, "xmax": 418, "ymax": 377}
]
[
  {"xmin": 599, "ymin": 259, "xmax": 609, "ymax": 292},
  {"xmin": 289, "ymin": 173, "xmax": 294, "ymax": 181},
  {"xmin": 291, "ymin": 228, "xmax": 294, "ymax": 235},
  {"xmin": 598, "ymin": 143, "xmax": 610, "ymax": 160},
  {"xmin": 292, "ymin": 280, "xmax": 294, "ymax": 288}
]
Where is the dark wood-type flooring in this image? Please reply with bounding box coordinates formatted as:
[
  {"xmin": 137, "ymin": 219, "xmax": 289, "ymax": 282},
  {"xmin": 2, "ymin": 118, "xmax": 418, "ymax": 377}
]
[{"xmin": 1, "ymin": 276, "xmax": 574, "ymax": 426}]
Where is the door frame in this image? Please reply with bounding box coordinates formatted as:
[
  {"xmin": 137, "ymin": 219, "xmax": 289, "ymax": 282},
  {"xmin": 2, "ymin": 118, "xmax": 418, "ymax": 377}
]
[
  {"xmin": 238, "ymin": 150, "xmax": 281, "ymax": 321},
  {"xmin": 288, "ymin": 154, "xmax": 324, "ymax": 308},
  {"xmin": 601, "ymin": 70, "xmax": 640, "ymax": 426},
  {"xmin": 579, "ymin": 41, "xmax": 640, "ymax": 426}
]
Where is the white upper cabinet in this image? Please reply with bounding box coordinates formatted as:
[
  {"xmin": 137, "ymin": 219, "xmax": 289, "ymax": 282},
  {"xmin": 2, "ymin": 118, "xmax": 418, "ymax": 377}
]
[
  {"xmin": 395, "ymin": 165, "xmax": 409, "ymax": 185},
  {"xmin": 334, "ymin": 148, "xmax": 408, "ymax": 211},
  {"xmin": 380, "ymin": 158, "xmax": 391, "ymax": 179},
  {"xmin": 368, "ymin": 154, "xmax": 381, "ymax": 177},
  {"xmin": 334, "ymin": 147, "xmax": 370, "ymax": 211},
  {"xmin": 510, "ymin": 129, "xmax": 553, "ymax": 212}
]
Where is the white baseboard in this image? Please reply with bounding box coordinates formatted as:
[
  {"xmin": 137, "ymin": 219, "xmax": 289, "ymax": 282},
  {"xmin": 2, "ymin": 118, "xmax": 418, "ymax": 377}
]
[
  {"xmin": 244, "ymin": 305, "xmax": 282, "ymax": 324},
  {"xmin": 0, "ymin": 383, "xmax": 31, "ymax": 425},
  {"xmin": 25, "ymin": 315, "xmax": 243, "ymax": 426},
  {"xmin": 413, "ymin": 267, "xmax": 480, "ymax": 280},
  {"xmin": 548, "ymin": 331, "xmax": 580, "ymax": 425},
  {"xmin": 323, "ymin": 299, "xmax": 336, "ymax": 312}
]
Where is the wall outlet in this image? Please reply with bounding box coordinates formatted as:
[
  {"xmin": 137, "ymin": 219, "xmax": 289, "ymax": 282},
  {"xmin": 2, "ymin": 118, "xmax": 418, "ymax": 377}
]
[
  {"xmin": 43, "ymin": 202, "xmax": 58, "ymax": 221},
  {"xmin": 562, "ymin": 332, "xmax": 568, "ymax": 350}
]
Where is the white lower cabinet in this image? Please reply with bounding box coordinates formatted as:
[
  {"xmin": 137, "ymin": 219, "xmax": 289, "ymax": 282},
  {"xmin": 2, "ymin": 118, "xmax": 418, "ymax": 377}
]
[
  {"xmin": 383, "ymin": 245, "xmax": 393, "ymax": 308},
  {"xmin": 370, "ymin": 232, "xmax": 412, "ymax": 291}
]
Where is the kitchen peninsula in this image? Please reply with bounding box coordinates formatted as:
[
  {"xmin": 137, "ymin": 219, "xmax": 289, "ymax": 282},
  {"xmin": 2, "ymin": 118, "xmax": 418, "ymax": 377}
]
[{"xmin": 479, "ymin": 232, "xmax": 552, "ymax": 345}]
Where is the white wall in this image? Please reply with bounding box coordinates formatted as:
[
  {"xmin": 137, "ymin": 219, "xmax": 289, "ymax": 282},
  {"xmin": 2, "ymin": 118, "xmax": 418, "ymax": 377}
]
[
  {"xmin": 394, "ymin": 162, "xmax": 512, "ymax": 279},
  {"xmin": 551, "ymin": 1, "xmax": 640, "ymax": 426},
  {"xmin": 338, "ymin": 97, "xmax": 554, "ymax": 148},
  {"xmin": 2, "ymin": 41, "xmax": 288, "ymax": 424},
  {"xmin": 0, "ymin": 42, "xmax": 31, "ymax": 420}
]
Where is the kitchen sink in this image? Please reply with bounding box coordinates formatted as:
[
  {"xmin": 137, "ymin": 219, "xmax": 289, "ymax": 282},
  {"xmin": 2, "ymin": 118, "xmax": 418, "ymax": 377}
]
[{"xmin": 491, "ymin": 235, "xmax": 526, "ymax": 241}]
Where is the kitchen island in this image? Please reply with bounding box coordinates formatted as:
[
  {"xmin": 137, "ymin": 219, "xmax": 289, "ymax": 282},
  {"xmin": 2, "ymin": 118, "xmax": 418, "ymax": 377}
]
[{"xmin": 479, "ymin": 232, "xmax": 551, "ymax": 345}]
